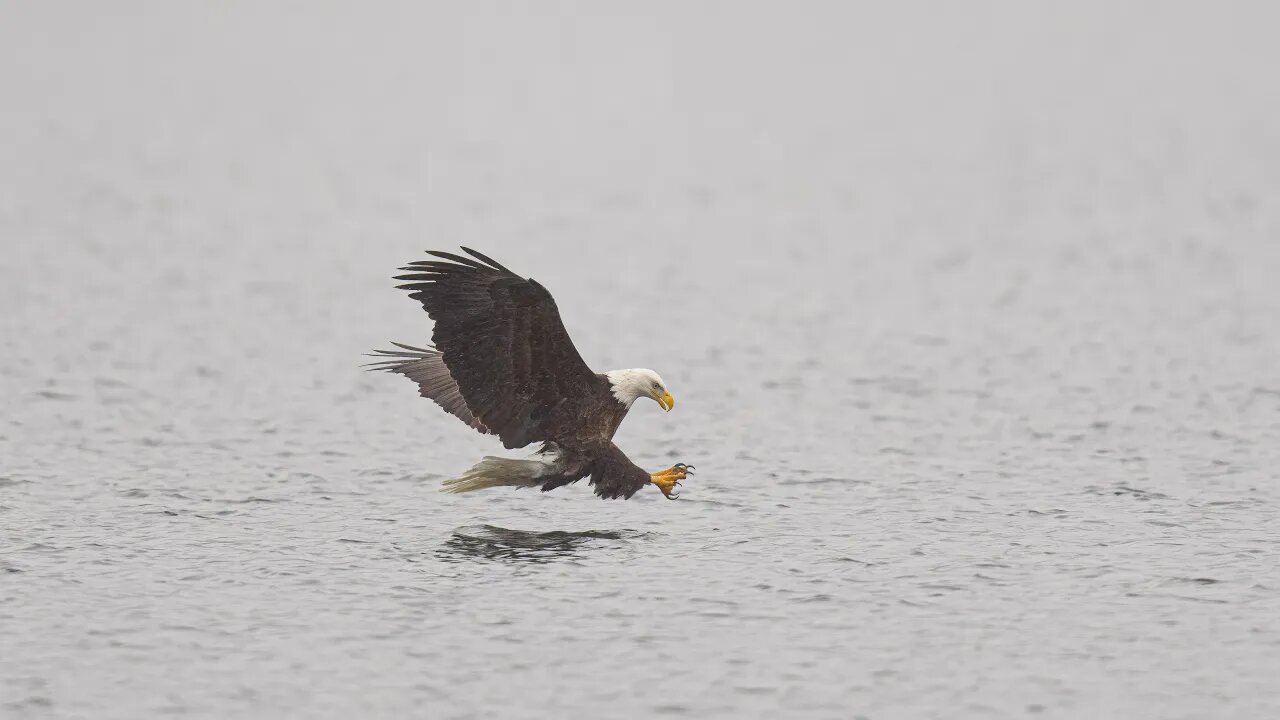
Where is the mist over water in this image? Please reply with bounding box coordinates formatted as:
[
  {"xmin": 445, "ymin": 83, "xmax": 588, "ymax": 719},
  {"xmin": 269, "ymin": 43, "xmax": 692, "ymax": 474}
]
[{"xmin": 4, "ymin": 3, "xmax": 1280, "ymax": 718}]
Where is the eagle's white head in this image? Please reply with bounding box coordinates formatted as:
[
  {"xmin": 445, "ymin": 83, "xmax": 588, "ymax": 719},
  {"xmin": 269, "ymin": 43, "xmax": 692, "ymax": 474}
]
[{"xmin": 605, "ymin": 368, "xmax": 674, "ymax": 411}]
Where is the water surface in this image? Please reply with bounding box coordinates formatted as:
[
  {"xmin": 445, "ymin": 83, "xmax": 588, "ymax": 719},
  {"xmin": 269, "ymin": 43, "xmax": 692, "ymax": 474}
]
[{"xmin": 3, "ymin": 3, "xmax": 1280, "ymax": 718}]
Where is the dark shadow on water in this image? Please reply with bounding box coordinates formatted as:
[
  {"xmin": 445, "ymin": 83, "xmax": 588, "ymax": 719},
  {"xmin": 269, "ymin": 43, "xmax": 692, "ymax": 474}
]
[{"xmin": 437, "ymin": 524, "xmax": 649, "ymax": 564}]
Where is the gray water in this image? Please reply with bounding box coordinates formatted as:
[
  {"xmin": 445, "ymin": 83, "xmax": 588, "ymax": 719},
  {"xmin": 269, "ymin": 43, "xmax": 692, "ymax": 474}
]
[{"xmin": 3, "ymin": 3, "xmax": 1280, "ymax": 718}]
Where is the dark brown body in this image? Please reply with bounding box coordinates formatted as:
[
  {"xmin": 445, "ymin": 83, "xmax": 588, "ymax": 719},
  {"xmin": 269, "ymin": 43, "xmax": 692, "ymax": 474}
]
[{"xmin": 532, "ymin": 374, "xmax": 642, "ymax": 497}]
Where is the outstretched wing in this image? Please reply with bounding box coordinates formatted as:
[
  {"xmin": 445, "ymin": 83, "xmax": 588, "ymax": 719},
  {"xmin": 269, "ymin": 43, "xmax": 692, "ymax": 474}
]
[{"xmin": 393, "ymin": 248, "xmax": 600, "ymax": 449}]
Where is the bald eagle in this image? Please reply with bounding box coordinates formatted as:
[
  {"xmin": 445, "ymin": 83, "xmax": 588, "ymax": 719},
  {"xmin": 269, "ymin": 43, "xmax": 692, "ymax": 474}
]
[{"xmin": 367, "ymin": 248, "xmax": 692, "ymax": 500}]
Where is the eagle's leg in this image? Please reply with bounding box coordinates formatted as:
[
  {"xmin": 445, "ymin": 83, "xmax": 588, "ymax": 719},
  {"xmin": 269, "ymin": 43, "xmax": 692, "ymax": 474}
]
[{"xmin": 650, "ymin": 463, "xmax": 694, "ymax": 500}]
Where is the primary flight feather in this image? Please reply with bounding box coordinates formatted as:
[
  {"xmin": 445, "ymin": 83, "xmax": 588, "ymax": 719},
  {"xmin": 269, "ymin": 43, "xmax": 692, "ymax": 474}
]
[{"xmin": 367, "ymin": 248, "xmax": 692, "ymax": 499}]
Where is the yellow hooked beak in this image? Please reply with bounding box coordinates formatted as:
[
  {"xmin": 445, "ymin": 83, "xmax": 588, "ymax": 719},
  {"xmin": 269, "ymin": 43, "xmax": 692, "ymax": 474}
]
[{"xmin": 654, "ymin": 389, "xmax": 675, "ymax": 412}]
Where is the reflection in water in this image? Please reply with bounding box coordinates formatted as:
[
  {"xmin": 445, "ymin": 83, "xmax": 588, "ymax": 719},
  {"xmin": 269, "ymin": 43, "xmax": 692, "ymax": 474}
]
[{"xmin": 438, "ymin": 524, "xmax": 648, "ymax": 563}]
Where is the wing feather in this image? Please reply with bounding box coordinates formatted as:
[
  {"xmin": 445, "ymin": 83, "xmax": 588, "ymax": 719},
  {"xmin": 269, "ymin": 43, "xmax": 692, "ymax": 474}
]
[
  {"xmin": 364, "ymin": 344, "xmax": 490, "ymax": 433},
  {"xmin": 460, "ymin": 246, "xmax": 513, "ymax": 273},
  {"xmin": 425, "ymin": 249, "xmax": 491, "ymax": 270}
]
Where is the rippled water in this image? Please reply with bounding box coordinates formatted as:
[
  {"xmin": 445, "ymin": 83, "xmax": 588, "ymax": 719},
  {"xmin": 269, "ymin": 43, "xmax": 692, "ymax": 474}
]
[{"xmin": 4, "ymin": 3, "xmax": 1280, "ymax": 718}]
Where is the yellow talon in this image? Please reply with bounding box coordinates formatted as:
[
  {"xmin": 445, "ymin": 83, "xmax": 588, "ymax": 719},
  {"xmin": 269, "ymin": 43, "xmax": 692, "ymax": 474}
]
[{"xmin": 649, "ymin": 463, "xmax": 694, "ymax": 500}]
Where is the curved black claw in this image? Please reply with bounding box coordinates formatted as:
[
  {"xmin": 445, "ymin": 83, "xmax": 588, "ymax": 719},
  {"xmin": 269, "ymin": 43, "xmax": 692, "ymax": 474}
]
[{"xmin": 667, "ymin": 490, "xmax": 680, "ymax": 500}]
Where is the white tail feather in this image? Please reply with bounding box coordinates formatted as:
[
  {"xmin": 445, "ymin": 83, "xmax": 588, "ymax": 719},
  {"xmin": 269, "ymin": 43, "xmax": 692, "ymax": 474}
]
[{"xmin": 442, "ymin": 456, "xmax": 548, "ymax": 494}]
